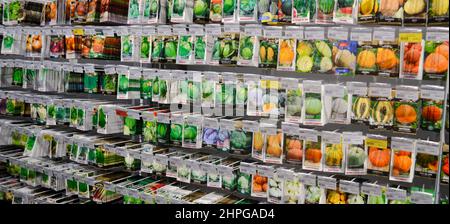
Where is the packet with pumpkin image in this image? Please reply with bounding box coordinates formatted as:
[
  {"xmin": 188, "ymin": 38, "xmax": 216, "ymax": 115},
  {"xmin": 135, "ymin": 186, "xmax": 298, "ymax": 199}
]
[
  {"xmin": 399, "ymin": 29, "xmax": 425, "ymax": 80},
  {"xmin": 43, "ymin": 0, "xmax": 58, "ymax": 25},
  {"xmin": 357, "ymin": 0, "xmax": 378, "ymax": 23},
  {"xmin": 420, "ymin": 85, "xmax": 445, "ymax": 132},
  {"xmin": 301, "ymin": 129, "xmax": 323, "ymax": 171},
  {"xmin": 423, "ymin": 30, "xmax": 449, "ymax": 80},
  {"xmin": 258, "ymin": 26, "xmax": 281, "ymax": 69},
  {"xmin": 353, "ymin": 27, "xmax": 377, "ymax": 76},
  {"xmin": 376, "ymin": 0, "xmax": 403, "ymax": 25},
  {"xmin": 441, "ymin": 146, "xmax": 449, "ymax": 184},
  {"xmin": 277, "ymin": 26, "xmax": 300, "ymax": 72},
  {"xmin": 366, "ymin": 134, "xmax": 391, "ymax": 175},
  {"xmin": 250, "ymin": 169, "xmax": 269, "ymax": 198},
  {"xmin": 322, "ymin": 131, "xmax": 344, "ymax": 173},
  {"xmin": 282, "ymin": 122, "xmax": 302, "ymax": 164},
  {"xmin": 262, "ymin": 125, "xmax": 283, "ymax": 164},
  {"xmin": 302, "ymin": 80, "xmax": 324, "ymax": 126},
  {"xmin": 344, "ymin": 132, "xmax": 367, "ymax": 175},
  {"xmin": 373, "ymin": 27, "xmax": 399, "ymax": 77},
  {"xmin": 393, "ymin": 85, "xmax": 420, "ymax": 133},
  {"xmin": 368, "ymin": 83, "xmax": 394, "ymax": 130},
  {"xmin": 415, "ymin": 140, "xmax": 440, "ymax": 178},
  {"xmin": 237, "ymin": 25, "xmax": 261, "ymax": 67},
  {"xmin": 24, "ymin": 29, "xmax": 43, "ymax": 58},
  {"xmin": 389, "ymin": 137, "xmax": 416, "ymax": 183}
]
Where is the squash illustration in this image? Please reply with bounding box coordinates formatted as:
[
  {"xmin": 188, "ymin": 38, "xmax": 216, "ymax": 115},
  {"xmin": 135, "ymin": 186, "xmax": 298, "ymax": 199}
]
[
  {"xmin": 279, "ymin": 40, "xmax": 295, "ymax": 66},
  {"xmin": 347, "ymin": 146, "xmax": 366, "ymax": 167},
  {"xmin": 393, "ymin": 153, "xmax": 412, "ymax": 173},
  {"xmin": 404, "ymin": 0, "xmax": 426, "ymax": 15},
  {"xmin": 360, "ymin": 0, "xmax": 376, "ymax": 15},
  {"xmin": 286, "ymin": 138, "xmax": 302, "ymax": 161},
  {"xmin": 368, "ymin": 147, "xmax": 390, "ymax": 168},
  {"xmin": 435, "ymin": 43, "xmax": 449, "ymax": 60},
  {"xmin": 266, "ymin": 133, "xmax": 283, "ymax": 158},
  {"xmin": 325, "ymin": 144, "xmax": 343, "ymax": 166},
  {"xmin": 395, "ymin": 104, "xmax": 417, "ymax": 124},
  {"xmin": 379, "ymin": 0, "xmax": 401, "ymax": 16},
  {"xmin": 430, "ymin": 0, "xmax": 449, "ymax": 16},
  {"xmin": 422, "ymin": 105, "xmax": 442, "ymax": 122},
  {"xmin": 305, "ymin": 148, "xmax": 322, "ymax": 163},
  {"xmin": 376, "ymin": 48, "xmax": 398, "ymax": 70},
  {"xmin": 352, "ymin": 97, "xmax": 370, "ymax": 120},
  {"xmin": 357, "ymin": 49, "xmax": 376, "ymax": 69},
  {"xmin": 372, "ymin": 101, "xmax": 394, "ymax": 124},
  {"xmin": 424, "ymin": 53, "xmax": 448, "ymax": 73},
  {"xmin": 253, "ymin": 131, "xmax": 264, "ymax": 151}
]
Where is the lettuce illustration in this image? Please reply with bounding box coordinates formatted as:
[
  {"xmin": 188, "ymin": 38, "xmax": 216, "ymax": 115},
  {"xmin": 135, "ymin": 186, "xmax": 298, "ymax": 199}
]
[
  {"xmin": 118, "ymin": 75, "xmax": 129, "ymax": 93},
  {"xmin": 98, "ymin": 108, "xmax": 106, "ymax": 128},
  {"xmin": 188, "ymin": 81, "xmax": 200, "ymax": 100},
  {"xmin": 152, "ymin": 40, "xmax": 163, "ymax": 59},
  {"xmin": 143, "ymin": 120, "xmax": 157, "ymax": 142},
  {"xmin": 239, "ymin": 36, "xmax": 254, "ymax": 60},
  {"xmin": 178, "ymin": 36, "xmax": 192, "ymax": 58},
  {"xmin": 152, "ymin": 77, "xmax": 159, "ymax": 95},
  {"xmin": 170, "ymin": 124, "xmax": 183, "ymax": 142},
  {"xmin": 194, "ymin": 0, "xmax": 209, "ymax": 17},
  {"xmin": 47, "ymin": 105, "xmax": 56, "ymax": 118},
  {"xmin": 164, "ymin": 41, "xmax": 177, "ymax": 59},
  {"xmin": 124, "ymin": 117, "xmax": 137, "ymax": 135},
  {"xmin": 128, "ymin": 0, "xmax": 140, "ymax": 18},
  {"xmin": 230, "ymin": 131, "xmax": 252, "ymax": 151},
  {"xmin": 140, "ymin": 37, "xmax": 150, "ymax": 58},
  {"xmin": 223, "ymin": 0, "xmax": 235, "ymax": 15},
  {"xmin": 240, "ymin": 0, "xmax": 256, "ymax": 15},
  {"xmin": 183, "ymin": 125, "xmax": 197, "ymax": 140},
  {"xmin": 194, "ymin": 37, "xmax": 206, "ymax": 59},
  {"xmin": 157, "ymin": 123, "xmax": 169, "ymax": 139},
  {"xmin": 173, "ymin": 0, "xmax": 186, "ymax": 16},
  {"xmin": 2, "ymin": 35, "xmax": 14, "ymax": 49}
]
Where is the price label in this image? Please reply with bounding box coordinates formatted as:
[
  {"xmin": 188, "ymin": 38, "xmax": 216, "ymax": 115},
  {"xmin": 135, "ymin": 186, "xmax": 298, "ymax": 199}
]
[
  {"xmin": 73, "ymin": 28, "xmax": 84, "ymax": 36},
  {"xmin": 169, "ymin": 157, "xmax": 182, "ymax": 167},
  {"xmin": 155, "ymin": 195, "xmax": 167, "ymax": 204},
  {"xmin": 284, "ymin": 27, "xmax": 303, "ymax": 39},
  {"xmin": 276, "ymin": 169, "xmax": 295, "ymax": 180},
  {"xmin": 84, "ymin": 27, "xmax": 96, "ymax": 35},
  {"xmin": 361, "ymin": 183, "xmax": 382, "ymax": 196},
  {"xmin": 322, "ymin": 132, "xmax": 341, "ymax": 144},
  {"xmin": 154, "ymin": 154, "xmax": 169, "ymax": 165},
  {"xmin": 411, "ymin": 191, "xmax": 434, "ymax": 204},
  {"xmin": 205, "ymin": 24, "xmax": 221, "ymax": 35},
  {"xmin": 399, "ymin": 32, "xmax": 423, "ymax": 43},
  {"xmin": 84, "ymin": 65, "xmax": 95, "ymax": 74},
  {"xmin": 281, "ymin": 122, "xmax": 299, "ymax": 135},
  {"xmin": 244, "ymin": 74, "xmax": 260, "ymax": 83},
  {"xmin": 240, "ymin": 163, "xmax": 256, "ymax": 175},
  {"xmin": 104, "ymin": 66, "xmax": 116, "ymax": 74},
  {"xmin": 260, "ymin": 126, "xmax": 277, "ymax": 135},
  {"xmin": 325, "ymin": 85, "xmax": 345, "ymax": 97},
  {"xmin": 203, "ymin": 118, "xmax": 218, "ymax": 128},
  {"xmin": 317, "ymin": 176, "xmax": 337, "ymax": 190},
  {"xmin": 280, "ymin": 78, "xmax": 299, "ymax": 90},
  {"xmin": 369, "ymin": 86, "xmax": 392, "ymax": 98},
  {"xmin": 73, "ymin": 65, "xmax": 84, "ymax": 73},
  {"xmin": 339, "ymin": 180, "xmax": 360, "ymax": 194},
  {"xmin": 220, "ymin": 120, "xmax": 235, "ymax": 130},
  {"xmin": 426, "ymin": 32, "xmax": 449, "ymax": 41},
  {"xmin": 157, "ymin": 113, "xmax": 170, "ymax": 124},
  {"xmin": 391, "ymin": 137, "xmax": 414, "ymax": 151},
  {"xmin": 102, "ymin": 28, "xmax": 115, "ymax": 36},
  {"xmin": 244, "ymin": 25, "xmax": 262, "ymax": 36},
  {"xmin": 343, "ymin": 132, "xmax": 364, "ymax": 145},
  {"xmin": 257, "ymin": 165, "xmax": 274, "ymax": 178},
  {"xmin": 302, "ymin": 81, "xmax": 322, "ymax": 93},
  {"xmin": 420, "ymin": 88, "xmax": 445, "ymax": 100},
  {"xmin": 328, "ymin": 28, "xmax": 349, "ymax": 40},
  {"xmin": 416, "ymin": 140, "xmax": 439, "ymax": 156},
  {"xmin": 350, "ymin": 30, "xmax": 372, "ymax": 42},
  {"xmin": 189, "ymin": 25, "xmax": 204, "ymax": 35},
  {"xmin": 373, "ymin": 29, "xmax": 396, "ymax": 42},
  {"xmin": 299, "ymin": 129, "xmax": 318, "ymax": 142},
  {"xmin": 218, "ymin": 165, "xmax": 234, "ymax": 176},
  {"xmin": 386, "ymin": 188, "xmax": 407, "ymax": 201},
  {"xmin": 304, "ymin": 28, "xmax": 325, "ymax": 40},
  {"xmin": 223, "ymin": 24, "xmax": 240, "ymax": 33},
  {"xmin": 242, "ymin": 121, "xmax": 259, "ymax": 132},
  {"xmin": 395, "ymin": 88, "xmax": 419, "ymax": 101},
  {"xmin": 127, "ymin": 110, "xmax": 141, "ymax": 120},
  {"xmin": 300, "ymin": 173, "xmax": 317, "ymax": 186},
  {"xmin": 201, "ymin": 162, "xmax": 216, "ymax": 173},
  {"xmin": 264, "ymin": 27, "xmax": 282, "ymax": 38}
]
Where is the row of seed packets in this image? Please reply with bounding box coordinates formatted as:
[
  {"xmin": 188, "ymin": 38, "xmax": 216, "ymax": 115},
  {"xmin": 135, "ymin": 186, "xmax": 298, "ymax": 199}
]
[
  {"xmin": 1, "ymin": 25, "xmax": 448, "ymax": 80},
  {"xmin": 0, "ymin": 61, "xmax": 446, "ymax": 133},
  {"xmin": 2, "ymin": 0, "xmax": 448, "ymax": 27}
]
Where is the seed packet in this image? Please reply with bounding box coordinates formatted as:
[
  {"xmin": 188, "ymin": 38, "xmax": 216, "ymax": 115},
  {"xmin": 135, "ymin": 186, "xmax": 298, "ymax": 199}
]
[
  {"xmin": 1, "ymin": 27, "xmax": 21, "ymax": 55},
  {"xmin": 420, "ymin": 85, "xmax": 445, "ymax": 132},
  {"xmin": 423, "ymin": 31, "xmax": 449, "ymax": 80},
  {"xmin": 140, "ymin": 69, "xmax": 153, "ymax": 100},
  {"xmin": 218, "ymin": 24, "xmax": 240, "ymax": 65},
  {"xmin": 393, "ymin": 85, "xmax": 420, "ymax": 133},
  {"xmin": 372, "ymin": 28, "xmax": 399, "ymax": 78},
  {"xmin": 238, "ymin": 0, "xmax": 258, "ymax": 22},
  {"xmin": 333, "ymin": 0, "xmax": 356, "ymax": 24},
  {"xmin": 348, "ymin": 82, "xmax": 370, "ymax": 124},
  {"xmin": 127, "ymin": 0, "xmax": 142, "ymax": 24},
  {"xmin": 332, "ymin": 40, "xmax": 357, "ymax": 76},
  {"xmin": 325, "ymin": 189, "xmax": 348, "ymax": 204},
  {"xmin": 402, "ymin": 0, "xmax": 427, "ymax": 25},
  {"xmin": 366, "ymin": 134, "xmax": 390, "ymax": 175},
  {"xmin": 245, "ymin": 74, "xmax": 263, "ymax": 116},
  {"xmin": 72, "ymin": 0, "xmax": 88, "ymax": 24},
  {"xmin": 283, "ymin": 78, "xmax": 302, "ymax": 123},
  {"xmin": 205, "ymin": 159, "xmax": 222, "ymax": 188},
  {"xmin": 222, "ymin": 0, "xmax": 238, "ymax": 23},
  {"xmin": 301, "ymin": 129, "xmax": 322, "ymax": 171},
  {"xmin": 24, "ymin": 29, "xmax": 43, "ymax": 58},
  {"xmin": 151, "ymin": 34, "xmax": 164, "ymax": 63},
  {"xmin": 201, "ymin": 72, "xmax": 218, "ymax": 111},
  {"xmin": 277, "ymin": 169, "xmax": 300, "ymax": 204},
  {"xmin": 399, "ymin": 31, "xmax": 424, "ymax": 80},
  {"xmin": 142, "ymin": 111, "xmax": 157, "ymax": 144},
  {"xmin": 120, "ymin": 32, "xmax": 137, "ymax": 62},
  {"xmin": 262, "ymin": 126, "xmax": 283, "ymax": 164},
  {"xmin": 251, "ymin": 166, "xmax": 269, "ymax": 198},
  {"xmin": 156, "ymin": 112, "xmax": 171, "ymax": 144},
  {"xmin": 377, "ymin": 0, "xmax": 403, "ymax": 25},
  {"xmin": 302, "ymin": 80, "xmax": 324, "ymax": 126},
  {"xmin": 210, "ymin": 0, "xmax": 223, "ymax": 22},
  {"xmin": 230, "ymin": 120, "xmax": 254, "ymax": 155},
  {"xmin": 202, "ymin": 117, "xmax": 219, "ymax": 147},
  {"xmin": 169, "ymin": 70, "xmax": 187, "ymax": 104},
  {"xmin": 205, "ymin": 24, "xmax": 222, "ymax": 65},
  {"xmin": 316, "ymin": 0, "xmax": 335, "ymax": 23},
  {"xmin": 238, "ymin": 25, "xmax": 261, "ymax": 67},
  {"xmin": 237, "ymin": 169, "xmax": 252, "ymax": 195},
  {"xmin": 261, "ymin": 77, "xmax": 282, "ymax": 117},
  {"xmin": 368, "ymin": 83, "xmax": 394, "ymax": 130},
  {"xmin": 389, "ymin": 137, "xmax": 415, "ymax": 183},
  {"xmin": 174, "ymin": 25, "xmax": 193, "ymax": 65},
  {"xmin": 441, "ymin": 148, "xmax": 449, "ymax": 184},
  {"xmin": 139, "ymin": 28, "xmax": 154, "ymax": 63},
  {"xmin": 85, "ymin": 0, "xmax": 101, "ymax": 23},
  {"xmin": 252, "ymin": 124, "xmax": 265, "ymax": 161},
  {"xmin": 123, "ymin": 109, "xmax": 143, "ymax": 136},
  {"xmin": 299, "ymin": 174, "xmax": 324, "ymax": 204},
  {"xmin": 353, "ymin": 28, "xmax": 377, "ymax": 76},
  {"xmin": 303, "ymin": 27, "xmax": 333, "ymax": 73},
  {"xmin": 151, "ymin": 70, "xmax": 165, "ymax": 102},
  {"xmin": 217, "ymin": 73, "xmax": 236, "ymax": 114},
  {"xmin": 192, "ymin": 0, "xmax": 210, "ymax": 22},
  {"xmin": 357, "ymin": 0, "xmax": 378, "ymax": 23},
  {"xmin": 142, "ymin": 0, "xmax": 161, "ymax": 23},
  {"xmin": 116, "ymin": 66, "xmax": 141, "ymax": 100},
  {"xmin": 171, "ymin": 0, "xmax": 194, "ymax": 23},
  {"xmin": 157, "ymin": 72, "xmax": 170, "ymax": 104},
  {"xmin": 235, "ymin": 76, "xmax": 247, "ymax": 113},
  {"xmin": 217, "ymin": 118, "xmax": 234, "ymax": 152},
  {"xmin": 168, "ymin": 113, "xmax": 184, "ymax": 146},
  {"xmin": 343, "ymin": 132, "xmax": 367, "ymax": 175},
  {"xmin": 282, "ymin": 122, "xmax": 302, "ymax": 164},
  {"xmin": 428, "ymin": 0, "xmax": 449, "ymax": 26},
  {"xmin": 324, "ymin": 84, "xmax": 350, "ymax": 124},
  {"xmin": 162, "ymin": 26, "xmax": 179, "ymax": 63},
  {"xmin": 415, "ymin": 140, "xmax": 440, "ymax": 178},
  {"xmin": 2, "ymin": 0, "xmax": 24, "ymax": 25},
  {"xmin": 277, "ymin": 34, "xmax": 297, "ymax": 71},
  {"xmin": 183, "ymin": 115, "xmax": 203, "ymax": 149},
  {"xmin": 220, "ymin": 160, "xmax": 239, "ymax": 190},
  {"xmin": 322, "ymin": 131, "xmax": 344, "ymax": 173},
  {"xmin": 259, "ymin": 26, "xmax": 282, "ymax": 69},
  {"xmin": 258, "ymin": 0, "xmax": 279, "ymax": 24},
  {"xmin": 96, "ymin": 105, "xmax": 124, "ymax": 134},
  {"xmin": 292, "ymin": 0, "xmax": 312, "ymax": 24},
  {"xmin": 267, "ymin": 172, "xmax": 284, "ymax": 204}
]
